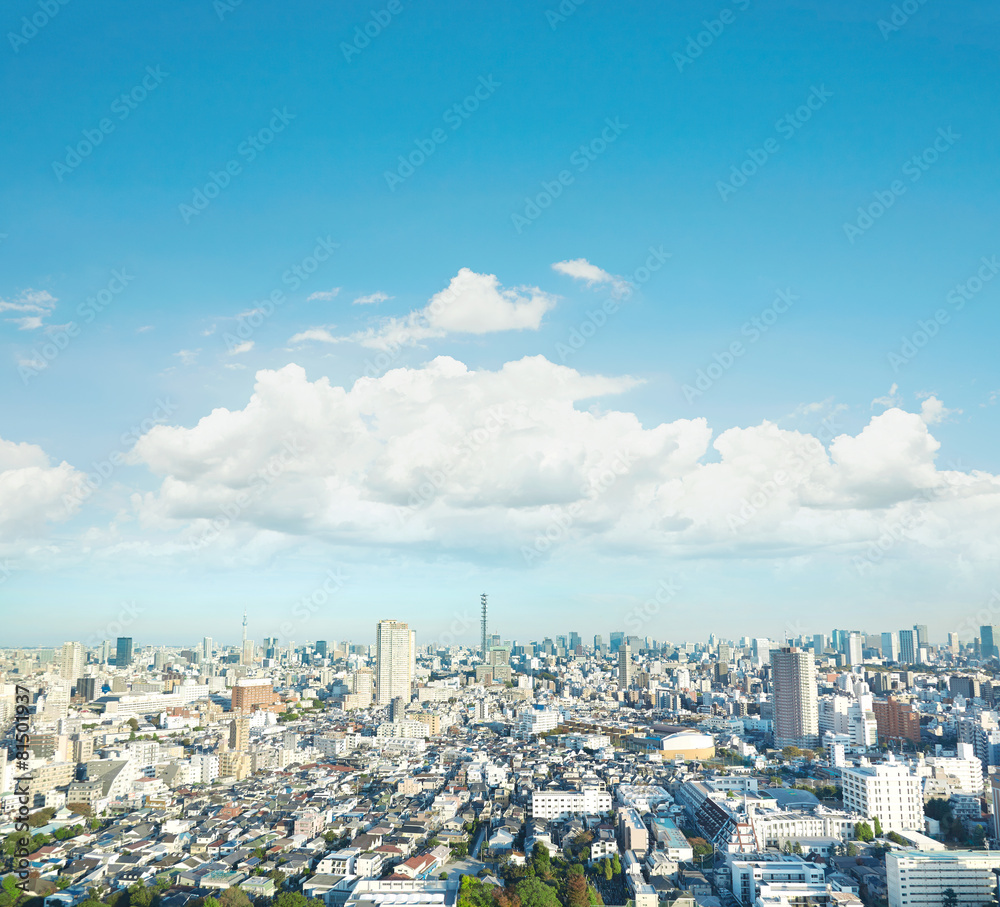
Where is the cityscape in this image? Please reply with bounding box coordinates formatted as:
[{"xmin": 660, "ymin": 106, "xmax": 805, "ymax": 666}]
[{"xmin": 6, "ymin": 611, "xmax": 1000, "ymax": 907}]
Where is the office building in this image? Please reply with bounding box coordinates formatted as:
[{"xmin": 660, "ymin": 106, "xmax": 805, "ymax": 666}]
[
  {"xmin": 115, "ymin": 637, "xmax": 133, "ymax": 669},
  {"xmin": 202, "ymin": 636, "xmax": 212, "ymax": 660},
  {"xmin": 881, "ymin": 631, "xmax": 899, "ymax": 662},
  {"xmin": 913, "ymin": 624, "xmax": 928, "ymax": 650},
  {"xmin": 231, "ymin": 678, "xmax": 277, "ymax": 712},
  {"xmin": 376, "ymin": 620, "xmax": 415, "ymax": 706},
  {"xmin": 771, "ymin": 647, "xmax": 819, "ymax": 749},
  {"xmin": 846, "ymin": 632, "xmax": 863, "ymax": 666},
  {"xmin": 898, "ymin": 629, "xmax": 915, "ymax": 665},
  {"xmin": 981, "ymin": 625, "xmax": 999, "ymax": 660},
  {"xmin": 58, "ymin": 642, "xmax": 84, "ymax": 681},
  {"xmin": 619, "ymin": 644, "xmax": 633, "ymax": 690},
  {"xmin": 841, "ymin": 760, "xmax": 922, "ymax": 833}
]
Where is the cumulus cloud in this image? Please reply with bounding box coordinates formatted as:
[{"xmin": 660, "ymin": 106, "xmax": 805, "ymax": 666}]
[
  {"xmin": 871, "ymin": 383, "xmax": 901, "ymax": 409},
  {"xmin": 292, "ymin": 268, "xmax": 557, "ymax": 351},
  {"xmin": 1, "ymin": 289, "xmax": 57, "ymax": 330},
  {"xmin": 918, "ymin": 394, "xmax": 961, "ymax": 425},
  {"xmin": 125, "ymin": 357, "xmax": 1000, "ymax": 569},
  {"xmin": 0, "ymin": 435, "xmax": 86, "ymax": 541},
  {"xmin": 228, "ymin": 340, "xmax": 254, "ymax": 356},
  {"xmin": 552, "ymin": 258, "xmax": 631, "ymax": 299},
  {"xmin": 353, "ymin": 292, "xmax": 391, "ymax": 306}
]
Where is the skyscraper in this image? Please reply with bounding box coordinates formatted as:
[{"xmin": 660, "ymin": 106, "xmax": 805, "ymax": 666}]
[
  {"xmin": 981, "ymin": 625, "xmax": 998, "ymax": 659},
  {"xmin": 115, "ymin": 637, "xmax": 133, "ymax": 668},
  {"xmin": 376, "ymin": 619, "xmax": 414, "ymax": 706},
  {"xmin": 619, "ymin": 644, "xmax": 632, "ymax": 691},
  {"xmin": 771, "ymin": 647, "xmax": 819, "ymax": 749},
  {"xmin": 812, "ymin": 634, "xmax": 825, "ymax": 656},
  {"xmin": 898, "ymin": 629, "xmax": 915, "ymax": 665},
  {"xmin": 846, "ymin": 632, "xmax": 863, "ymax": 666},
  {"xmin": 913, "ymin": 624, "xmax": 929, "ymax": 650},
  {"xmin": 480, "ymin": 593, "xmax": 488, "ymax": 661},
  {"xmin": 202, "ymin": 636, "xmax": 212, "ymax": 660},
  {"xmin": 881, "ymin": 631, "xmax": 899, "ymax": 662},
  {"xmin": 58, "ymin": 642, "xmax": 83, "ymax": 681},
  {"xmin": 315, "ymin": 640, "xmax": 328, "ymax": 658}
]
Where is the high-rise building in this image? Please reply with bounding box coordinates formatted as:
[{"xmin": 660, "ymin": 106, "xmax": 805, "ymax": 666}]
[
  {"xmin": 812, "ymin": 634, "xmax": 825, "ymax": 655},
  {"xmin": 846, "ymin": 632, "xmax": 863, "ymax": 666},
  {"xmin": 75, "ymin": 677, "xmax": 97, "ymax": 701},
  {"xmin": 619, "ymin": 645, "xmax": 632, "ymax": 690},
  {"xmin": 229, "ymin": 716, "xmax": 251, "ymax": 751},
  {"xmin": 913, "ymin": 624, "xmax": 928, "ymax": 650},
  {"xmin": 593, "ymin": 634, "xmax": 603, "ymax": 653},
  {"xmin": 980, "ymin": 625, "xmax": 999, "ymax": 659},
  {"xmin": 771, "ymin": 647, "xmax": 819, "ymax": 749},
  {"xmin": 315, "ymin": 640, "xmax": 328, "ymax": 659},
  {"xmin": 898, "ymin": 629, "xmax": 915, "ymax": 665},
  {"xmin": 752, "ymin": 638, "xmax": 770, "ymax": 664},
  {"xmin": 841, "ymin": 760, "xmax": 922, "ymax": 833},
  {"xmin": 881, "ymin": 631, "xmax": 899, "ymax": 662},
  {"xmin": 610, "ymin": 632, "xmax": 624, "ymax": 653},
  {"xmin": 115, "ymin": 637, "xmax": 133, "ymax": 669},
  {"xmin": 376, "ymin": 620, "xmax": 414, "ymax": 706},
  {"xmin": 58, "ymin": 642, "xmax": 84, "ymax": 681},
  {"xmin": 202, "ymin": 637, "xmax": 212, "ymax": 660},
  {"xmin": 232, "ymin": 678, "xmax": 277, "ymax": 712}
]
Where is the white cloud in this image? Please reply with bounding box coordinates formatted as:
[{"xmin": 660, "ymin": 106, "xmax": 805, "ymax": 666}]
[
  {"xmin": 289, "ymin": 326, "xmax": 338, "ymax": 345},
  {"xmin": 125, "ymin": 357, "xmax": 1000, "ymax": 570},
  {"xmin": 175, "ymin": 349, "xmax": 200, "ymax": 365},
  {"xmin": 0, "ymin": 435, "xmax": 86, "ymax": 542},
  {"xmin": 228, "ymin": 340, "xmax": 254, "ymax": 356},
  {"xmin": 353, "ymin": 292, "xmax": 391, "ymax": 306},
  {"xmin": 307, "ymin": 288, "xmax": 341, "ymax": 302},
  {"xmin": 137, "ymin": 325, "xmax": 154, "ymax": 333},
  {"xmin": 919, "ymin": 395, "xmax": 961, "ymax": 424},
  {"xmin": 871, "ymin": 383, "xmax": 901, "ymax": 409},
  {"xmin": 552, "ymin": 258, "xmax": 631, "ymax": 298},
  {"xmin": 1, "ymin": 289, "xmax": 57, "ymax": 330},
  {"xmin": 298, "ymin": 268, "xmax": 557, "ymax": 351}
]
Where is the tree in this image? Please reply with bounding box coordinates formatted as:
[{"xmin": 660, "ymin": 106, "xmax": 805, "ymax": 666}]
[
  {"xmin": 219, "ymin": 887, "xmax": 251, "ymax": 907},
  {"xmin": 565, "ymin": 873, "xmax": 588, "ymax": 907},
  {"xmin": 782, "ymin": 746, "xmax": 802, "ymax": 759},
  {"xmin": 274, "ymin": 893, "xmax": 308, "ymax": 907},
  {"xmin": 203, "ymin": 899, "xmax": 221, "ymax": 907},
  {"xmin": 513, "ymin": 879, "xmax": 560, "ymax": 907},
  {"xmin": 439, "ymin": 873, "xmax": 449, "ymax": 881},
  {"xmin": 846, "ymin": 843, "xmax": 858, "ymax": 857},
  {"xmin": 873, "ymin": 816, "xmax": 883, "ymax": 837},
  {"xmin": 855, "ymin": 822, "xmax": 874, "ymax": 843},
  {"xmin": 531, "ymin": 843, "xmax": 551, "ymax": 877},
  {"xmin": 269, "ymin": 868, "xmax": 286, "ymax": 889},
  {"xmin": 128, "ymin": 883, "xmax": 154, "ymax": 907},
  {"xmin": 610, "ymin": 855, "xmax": 621, "ymax": 876},
  {"xmin": 792, "ymin": 841, "xmax": 803, "ymax": 855},
  {"xmin": 941, "ymin": 887, "xmax": 958, "ymax": 907}
]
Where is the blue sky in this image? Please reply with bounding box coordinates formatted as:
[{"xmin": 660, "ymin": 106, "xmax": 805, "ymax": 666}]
[{"xmin": 2, "ymin": 0, "xmax": 999, "ymax": 647}]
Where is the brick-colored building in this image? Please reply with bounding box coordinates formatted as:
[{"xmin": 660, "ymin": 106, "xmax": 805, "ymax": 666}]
[
  {"xmin": 231, "ymin": 678, "xmax": 277, "ymax": 712},
  {"xmin": 873, "ymin": 696, "xmax": 921, "ymax": 747}
]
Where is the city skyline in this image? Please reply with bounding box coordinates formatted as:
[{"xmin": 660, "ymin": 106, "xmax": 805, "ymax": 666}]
[{"xmin": 3, "ymin": 2, "xmax": 1000, "ymax": 641}]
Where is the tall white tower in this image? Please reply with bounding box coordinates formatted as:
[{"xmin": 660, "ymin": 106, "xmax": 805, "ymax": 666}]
[{"xmin": 376, "ymin": 619, "xmax": 414, "ymax": 706}]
